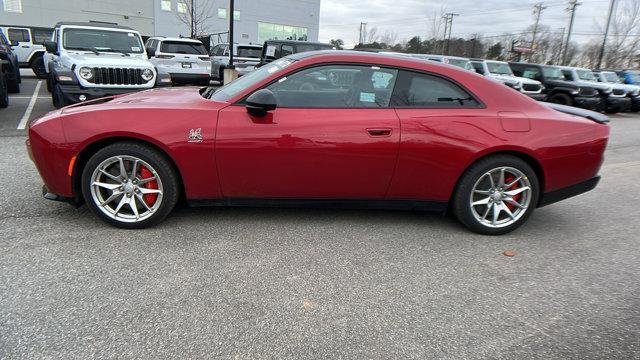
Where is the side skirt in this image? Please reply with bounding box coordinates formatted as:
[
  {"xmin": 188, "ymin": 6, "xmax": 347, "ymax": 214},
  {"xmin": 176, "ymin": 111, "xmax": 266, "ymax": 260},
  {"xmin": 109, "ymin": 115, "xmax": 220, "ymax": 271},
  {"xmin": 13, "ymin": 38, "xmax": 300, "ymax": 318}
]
[{"xmin": 188, "ymin": 198, "xmax": 448, "ymax": 213}]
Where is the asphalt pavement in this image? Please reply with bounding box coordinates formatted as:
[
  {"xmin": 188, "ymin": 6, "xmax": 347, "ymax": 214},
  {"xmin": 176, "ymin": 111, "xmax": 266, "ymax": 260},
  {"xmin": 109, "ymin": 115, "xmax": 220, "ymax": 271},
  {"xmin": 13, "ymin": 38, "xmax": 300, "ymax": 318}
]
[{"xmin": 1, "ymin": 74, "xmax": 639, "ymax": 359}]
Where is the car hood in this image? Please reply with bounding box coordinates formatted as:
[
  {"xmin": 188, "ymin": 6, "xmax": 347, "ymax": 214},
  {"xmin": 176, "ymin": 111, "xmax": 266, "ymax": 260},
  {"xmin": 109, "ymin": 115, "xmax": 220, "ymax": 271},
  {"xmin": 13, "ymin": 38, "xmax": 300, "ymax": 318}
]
[
  {"xmin": 61, "ymin": 86, "xmax": 226, "ymax": 114},
  {"xmin": 491, "ymin": 74, "xmax": 541, "ymax": 85},
  {"xmin": 488, "ymin": 74, "xmax": 521, "ymax": 85},
  {"xmin": 63, "ymin": 52, "xmax": 152, "ymax": 68}
]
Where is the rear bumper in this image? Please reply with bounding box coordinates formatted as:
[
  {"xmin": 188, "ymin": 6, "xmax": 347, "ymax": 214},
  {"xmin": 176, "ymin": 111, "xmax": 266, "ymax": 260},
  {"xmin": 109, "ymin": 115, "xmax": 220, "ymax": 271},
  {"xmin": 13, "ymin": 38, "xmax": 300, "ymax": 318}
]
[
  {"xmin": 169, "ymin": 73, "xmax": 211, "ymax": 84},
  {"xmin": 538, "ymin": 176, "xmax": 600, "ymax": 207},
  {"xmin": 573, "ymin": 96, "xmax": 602, "ymax": 110}
]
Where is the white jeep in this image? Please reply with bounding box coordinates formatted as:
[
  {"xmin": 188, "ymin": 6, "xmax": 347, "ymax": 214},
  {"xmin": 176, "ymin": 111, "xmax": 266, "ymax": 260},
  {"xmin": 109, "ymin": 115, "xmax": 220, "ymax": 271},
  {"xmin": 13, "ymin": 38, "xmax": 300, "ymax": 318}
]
[
  {"xmin": 0, "ymin": 25, "xmax": 50, "ymax": 78},
  {"xmin": 470, "ymin": 60, "xmax": 545, "ymax": 100},
  {"xmin": 43, "ymin": 22, "xmax": 156, "ymax": 108}
]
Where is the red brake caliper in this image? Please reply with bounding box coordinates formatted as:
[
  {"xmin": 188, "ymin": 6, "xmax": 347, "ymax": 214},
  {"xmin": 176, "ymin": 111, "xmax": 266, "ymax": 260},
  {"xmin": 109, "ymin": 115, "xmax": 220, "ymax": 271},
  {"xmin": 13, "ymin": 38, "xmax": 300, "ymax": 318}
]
[
  {"xmin": 139, "ymin": 166, "xmax": 158, "ymax": 206},
  {"xmin": 504, "ymin": 174, "xmax": 520, "ymax": 211}
]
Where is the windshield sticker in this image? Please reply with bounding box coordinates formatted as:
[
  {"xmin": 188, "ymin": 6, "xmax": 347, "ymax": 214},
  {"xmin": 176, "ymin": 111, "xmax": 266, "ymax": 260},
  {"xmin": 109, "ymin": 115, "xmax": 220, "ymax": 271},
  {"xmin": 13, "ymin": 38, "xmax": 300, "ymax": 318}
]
[
  {"xmin": 131, "ymin": 46, "xmax": 140, "ymax": 52},
  {"xmin": 128, "ymin": 33, "xmax": 135, "ymax": 37},
  {"xmin": 265, "ymin": 45, "xmax": 276, "ymax": 57},
  {"xmin": 360, "ymin": 92, "xmax": 375, "ymax": 103}
]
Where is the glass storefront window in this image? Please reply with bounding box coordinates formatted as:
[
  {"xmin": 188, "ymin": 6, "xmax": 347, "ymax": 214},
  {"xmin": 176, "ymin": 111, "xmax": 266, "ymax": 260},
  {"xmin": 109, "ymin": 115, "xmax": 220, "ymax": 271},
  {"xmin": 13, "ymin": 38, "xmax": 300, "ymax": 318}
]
[{"xmin": 258, "ymin": 22, "xmax": 308, "ymax": 43}]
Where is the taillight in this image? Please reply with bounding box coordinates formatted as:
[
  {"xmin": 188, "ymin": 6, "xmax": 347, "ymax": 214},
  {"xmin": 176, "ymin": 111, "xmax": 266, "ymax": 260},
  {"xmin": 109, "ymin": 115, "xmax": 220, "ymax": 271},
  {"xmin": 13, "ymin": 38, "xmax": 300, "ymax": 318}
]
[{"xmin": 156, "ymin": 55, "xmax": 174, "ymax": 59}]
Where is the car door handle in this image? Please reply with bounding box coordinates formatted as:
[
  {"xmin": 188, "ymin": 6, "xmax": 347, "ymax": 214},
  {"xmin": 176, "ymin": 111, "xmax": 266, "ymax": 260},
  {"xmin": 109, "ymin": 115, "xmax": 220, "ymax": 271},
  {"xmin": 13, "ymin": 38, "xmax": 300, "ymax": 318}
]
[
  {"xmin": 21, "ymin": 45, "xmax": 30, "ymax": 48},
  {"xmin": 367, "ymin": 128, "xmax": 392, "ymax": 136}
]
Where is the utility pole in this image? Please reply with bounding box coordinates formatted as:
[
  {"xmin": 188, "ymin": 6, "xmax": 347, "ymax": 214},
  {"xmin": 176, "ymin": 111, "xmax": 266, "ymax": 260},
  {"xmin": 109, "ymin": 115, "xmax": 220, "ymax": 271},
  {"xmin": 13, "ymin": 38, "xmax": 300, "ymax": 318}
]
[
  {"xmin": 530, "ymin": 2, "xmax": 547, "ymax": 61},
  {"xmin": 190, "ymin": 0, "xmax": 195, "ymax": 38},
  {"xmin": 358, "ymin": 22, "xmax": 367, "ymax": 45},
  {"xmin": 443, "ymin": 13, "xmax": 459, "ymax": 55},
  {"xmin": 562, "ymin": 0, "xmax": 581, "ymax": 65},
  {"xmin": 557, "ymin": 27, "xmax": 566, "ymax": 65},
  {"xmin": 597, "ymin": 0, "xmax": 617, "ymax": 69}
]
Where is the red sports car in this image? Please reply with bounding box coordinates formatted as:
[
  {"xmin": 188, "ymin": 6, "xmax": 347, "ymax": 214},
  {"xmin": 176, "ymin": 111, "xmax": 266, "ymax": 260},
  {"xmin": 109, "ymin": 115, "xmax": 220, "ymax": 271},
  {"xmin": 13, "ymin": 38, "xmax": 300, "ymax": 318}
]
[{"xmin": 28, "ymin": 51, "xmax": 609, "ymax": 235}]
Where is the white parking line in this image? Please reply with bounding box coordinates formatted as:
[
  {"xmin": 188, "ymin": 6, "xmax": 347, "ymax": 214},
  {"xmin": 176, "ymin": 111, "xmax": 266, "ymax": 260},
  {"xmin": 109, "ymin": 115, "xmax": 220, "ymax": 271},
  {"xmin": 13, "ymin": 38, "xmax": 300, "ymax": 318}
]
[{"xmin": 17, "ymin": 81, "xmax": 42, "ymax": 130}]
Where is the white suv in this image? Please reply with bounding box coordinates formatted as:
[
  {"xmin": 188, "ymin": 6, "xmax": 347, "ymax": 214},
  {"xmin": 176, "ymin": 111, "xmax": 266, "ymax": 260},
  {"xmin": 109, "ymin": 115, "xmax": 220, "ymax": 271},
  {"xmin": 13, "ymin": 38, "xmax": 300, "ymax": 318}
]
[
  {"xmin": 470, "ymin": 60, "xmax": 545, "ymax": 100},
  {"xmin": 145, "ymin": 37, "xmax": 211, "ymax": 86},
  {"xmin": 0, "ymin": 25, "xmax": 50, "ymax": 78},
  {"xmin": 43, "ymin": 22, "xmax": 156, "ymax": 108}
]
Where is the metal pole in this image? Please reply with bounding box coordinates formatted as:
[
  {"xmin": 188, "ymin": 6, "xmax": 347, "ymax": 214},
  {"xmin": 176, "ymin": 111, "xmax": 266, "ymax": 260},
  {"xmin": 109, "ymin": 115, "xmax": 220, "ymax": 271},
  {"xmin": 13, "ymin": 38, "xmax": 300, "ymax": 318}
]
[
  {"xmin": 191, "ymin": 0, "xmax": 195, "ymax": 38},
  {"xmin": 444, "ymin": 13, "xmax": 458, "ymax": 55},
  {"xmin": 228, "ymin": 0, "xmax": 234, "ymax": 67},
  {"xmin": 597, "ymin": 0, "xmax": 616, "ymax": 69},
  {"xmin": 557, "ymin": 27, "xmax": 565, "ymax": 65},
  {"xmin": 562, "ymin": 0, "xmax": 581, "ymax": 65},
  {"xmin": 530, "ymin": 3, "xmax": 547, "ymax": 61}
]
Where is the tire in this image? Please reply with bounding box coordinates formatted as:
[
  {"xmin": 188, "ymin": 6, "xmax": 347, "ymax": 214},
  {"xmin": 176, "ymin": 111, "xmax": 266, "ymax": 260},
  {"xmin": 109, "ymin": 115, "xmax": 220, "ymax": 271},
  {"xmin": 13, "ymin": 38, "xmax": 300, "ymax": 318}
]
[
  {"xmin": 81, "ymin": 142, "xmax": 180, "ymax": 229},
  {"xmin": 453, "ymin": 155, "xmax": 539, "ymax": 235},
  {"xmin": 548, "ymin": 92, "xmax": 573, "ymax": 107},
  {"xmin": 30, "ymin": 55, "xmax": 47, "ymax": 79},
  {"xmin": 7, "ymin": 71, "xmax": 19, "ymax": 93},
  {"xmin": 52, "ymin": 83, "xmax": 69, "ymax": 109},
  {"xmin": 0, "ymin": 73, "xmax": 8, "ymax": 108},
  {"xmin": 46, "ymin": 73, "xmax": 52, "ymax": 93}
]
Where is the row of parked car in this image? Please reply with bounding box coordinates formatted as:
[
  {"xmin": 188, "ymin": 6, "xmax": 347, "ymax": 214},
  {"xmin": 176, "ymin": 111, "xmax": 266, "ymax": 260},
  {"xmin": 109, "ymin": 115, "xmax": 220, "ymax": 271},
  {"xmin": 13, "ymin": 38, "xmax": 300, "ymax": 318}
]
[
  {"xmin": 0, "ymin": 21, "xmax": 334, "ymax": 109},
  {"xmin": 390, "ymin": 53, "xmax": 640, "ymax": 114}
]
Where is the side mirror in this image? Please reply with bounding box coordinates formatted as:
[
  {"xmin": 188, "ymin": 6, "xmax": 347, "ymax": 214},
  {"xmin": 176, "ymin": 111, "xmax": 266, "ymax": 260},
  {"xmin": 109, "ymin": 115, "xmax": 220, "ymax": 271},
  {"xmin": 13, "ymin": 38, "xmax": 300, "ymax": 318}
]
[
  {"xmin": 44, "ymin": 40, "xmax": 57, "ymax": 53},
  {"xmin": 10, "ymin": 40, "xmax": 19, "ymax": 47},
  {"xmin": 146, "ymin": 47, "xmax": 155, "ymax": 58},
  {"xmin": 245, "ymin": 89, "xmax": 277, "ymax": 117}
]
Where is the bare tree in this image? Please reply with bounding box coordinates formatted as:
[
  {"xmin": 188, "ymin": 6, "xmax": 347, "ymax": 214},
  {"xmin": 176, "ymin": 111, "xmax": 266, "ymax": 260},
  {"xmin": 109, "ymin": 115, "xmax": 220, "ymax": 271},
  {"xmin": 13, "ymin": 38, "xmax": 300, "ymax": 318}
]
[
  {"xmin": 602, "ymin": 0, "xmax": 640, "ymax": 69},
  {"xmin": 379, "ymin": 30, "xmax": 399, "ymax": 47},
  {"xmin": 427, "ymin": 5, "xmax": 447, "ymax": 40},
  {"xmin": 175, "ymin": 0, "xmax": 216, "ymax": 38},
  {"xmin": 364, "ymin": 26, "xmax": 379, "ymax": 44}
]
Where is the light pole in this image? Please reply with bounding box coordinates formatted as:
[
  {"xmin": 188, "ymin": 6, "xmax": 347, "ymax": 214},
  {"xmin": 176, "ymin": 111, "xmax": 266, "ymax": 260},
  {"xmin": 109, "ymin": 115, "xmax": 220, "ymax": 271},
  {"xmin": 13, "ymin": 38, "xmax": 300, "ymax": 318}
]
[
  {"xmin": 597, "ymin": 0, "xmax": 616, "ymax": 69},
  {"xmin": 562, "ymin": 0, "xmax": 581, "ymax": 65},
  {"xmin": 224, "ymin": 0, "xmax": 237, "ymax": 84}
]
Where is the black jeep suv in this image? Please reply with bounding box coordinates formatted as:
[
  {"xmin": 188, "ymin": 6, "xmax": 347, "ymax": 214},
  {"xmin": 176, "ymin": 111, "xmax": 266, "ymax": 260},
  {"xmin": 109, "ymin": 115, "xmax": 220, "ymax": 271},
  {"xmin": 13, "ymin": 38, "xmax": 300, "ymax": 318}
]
[{"xmin": 509, "ymin": 62, "xmax": 600, "ymax": 110}]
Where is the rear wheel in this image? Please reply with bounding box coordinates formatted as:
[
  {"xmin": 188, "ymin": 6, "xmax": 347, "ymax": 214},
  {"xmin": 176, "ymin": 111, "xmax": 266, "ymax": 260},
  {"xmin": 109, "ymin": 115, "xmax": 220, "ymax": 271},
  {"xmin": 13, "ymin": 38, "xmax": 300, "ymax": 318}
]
[
  {"xmin": 6, "ymin": 70, "xmax": 19, "ymax": 93},
  {"xmin": 81, "ymin": 142, "xmax": 180, "ymax": 229},
  {"xmin": 548, "ymin": 92, "xmax": 573, "ymax": 107},
  {"xmin": 453, "ymin": 155, "xmax": 539, "ymax": 235},
  {"xmin": 30, "ymin": 55, "xmax": 47, "ymax": 79}
]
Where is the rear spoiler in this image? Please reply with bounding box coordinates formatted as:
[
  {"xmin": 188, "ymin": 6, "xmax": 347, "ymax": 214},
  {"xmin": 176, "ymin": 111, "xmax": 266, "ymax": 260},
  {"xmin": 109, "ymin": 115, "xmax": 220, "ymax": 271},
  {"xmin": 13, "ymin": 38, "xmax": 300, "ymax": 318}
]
[{"xmin": 544, "ymin": 103, "xmax": 609, "ymax": 124}]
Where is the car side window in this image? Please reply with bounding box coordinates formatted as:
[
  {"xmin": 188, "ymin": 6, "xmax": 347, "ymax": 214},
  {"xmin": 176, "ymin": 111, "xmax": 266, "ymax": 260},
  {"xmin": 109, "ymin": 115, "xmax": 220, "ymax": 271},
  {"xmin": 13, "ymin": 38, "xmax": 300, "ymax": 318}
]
[
  {"xmin": 562, "ymin": 70, "xmax": 574, "ymax": 81},
  {"xmin": 281, "ymin": 45, "xmax": 294, "ymax": 57},
  {"xmin": 8, "ymin": 28, "xmax": 30, "ymax": 43},
  {"xmin": 265, "ymin": 64, "xmax": 399, "ymax": 108},
  {"xmin": 520, "ymin": 67, "xmax": 542, "ymax": 82},
  {"xmin": 391, "ymin": 70, "xmax": 479, "ymax": 108}
]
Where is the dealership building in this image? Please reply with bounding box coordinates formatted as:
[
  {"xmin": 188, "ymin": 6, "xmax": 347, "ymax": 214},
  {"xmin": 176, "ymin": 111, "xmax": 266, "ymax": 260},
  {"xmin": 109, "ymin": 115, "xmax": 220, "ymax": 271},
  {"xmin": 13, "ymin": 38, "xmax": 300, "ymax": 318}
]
[{"xmin": 0, "ymin": 0, "xmax": 320, "ymax": 44}]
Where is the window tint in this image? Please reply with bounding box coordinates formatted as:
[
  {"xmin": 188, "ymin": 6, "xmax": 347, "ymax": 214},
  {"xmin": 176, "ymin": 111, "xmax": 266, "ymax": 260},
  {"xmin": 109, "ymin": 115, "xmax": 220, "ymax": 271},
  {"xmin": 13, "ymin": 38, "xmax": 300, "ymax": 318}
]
[
  {"xmin": 266, "ymin": 65, "xmax": 399, "ymax": 108},
  {"xmin": 471, "ymin": 62, "xmax": 485, "ymax": 75},
  {"xmin": 281, "ymin": 45, "xmax": 294, "ymax": 57},
  {"xmin": 391, "ymin": 71, "xmax": 479, "ymax": 108},
  {"xmin": 160, "ymin": 41, "xmax": 207, "ymax": 55},
  {"xmin": 561, "ymin": 70, "xmax": 574, "ymax": 81},
  {"xmin": 237, "ymin": 46, "xmax": 261, "ymax": 58},
  {"xmin": 31, "ymin": 29, "xmax": 52, "ymax": 44},
  {"xmin": 514, "ymin": 66, "xmax": 542, "ymax": 81},
  {"xmin": 8, "ymin": 28, "xmax": 29, "ymax": 43}
]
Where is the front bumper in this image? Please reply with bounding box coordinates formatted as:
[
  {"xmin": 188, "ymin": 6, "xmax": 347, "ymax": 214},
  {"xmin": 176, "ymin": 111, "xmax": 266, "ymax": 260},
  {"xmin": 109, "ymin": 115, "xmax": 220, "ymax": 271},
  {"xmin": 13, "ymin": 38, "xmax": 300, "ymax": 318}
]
[
  {"xmin": 606, "ymin": 96, "xmax": 631, "ymax": 112},
  {"xmin": 42, "ymin": 185, "xmax": 80, "ymax": 206},
  {"xmin": 538, "ymin": 176, "xmax": 600, "ymax": 207},
  {"xmin": 58, "ymin": 84, "xmax": 150, "ymax": 104},
  {"xmin": 629, "ymin": 96, "xmax": 640, "ymax": 112},
  {"xmin": 523, "ymin": 93, "xmax": 545, "ymax": 101},
  {"xmin": 573, "ymin": 96, "xmax": 602, "ymax": 111}
]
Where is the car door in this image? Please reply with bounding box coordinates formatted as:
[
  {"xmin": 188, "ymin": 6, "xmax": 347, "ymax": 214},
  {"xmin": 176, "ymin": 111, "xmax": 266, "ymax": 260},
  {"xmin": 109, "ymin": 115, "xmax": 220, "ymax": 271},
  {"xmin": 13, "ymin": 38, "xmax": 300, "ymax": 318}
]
[
  {"xmin": 7, "ymin": 27, "xmax": 31, "ymax": 63},
  {"xmin": 387, "ymin": 70, "xmax": 489, "ymax": 202},
  {"xmin": 215, "ymin": 64, "xmax": 401, "ymax": 199}
]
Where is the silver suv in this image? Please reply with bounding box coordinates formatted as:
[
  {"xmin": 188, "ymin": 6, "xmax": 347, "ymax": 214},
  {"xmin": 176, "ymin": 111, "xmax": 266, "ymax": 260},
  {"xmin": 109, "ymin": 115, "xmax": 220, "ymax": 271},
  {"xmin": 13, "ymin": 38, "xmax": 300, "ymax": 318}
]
[
  {"xmin": 145, "ymin": 37, "xmax": 211, "ymax": 86},
  {"xmin": 43, "ymin": 22, "xmax": 156, "ymax": 108},
  {"xmin": 210, "ymin": 43, "xmax": 262, "ymax": 80}
]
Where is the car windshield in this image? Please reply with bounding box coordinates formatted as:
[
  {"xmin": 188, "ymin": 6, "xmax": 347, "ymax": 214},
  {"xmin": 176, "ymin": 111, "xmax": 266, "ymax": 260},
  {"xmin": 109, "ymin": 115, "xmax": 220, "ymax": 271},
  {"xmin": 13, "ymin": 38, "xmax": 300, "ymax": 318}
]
[
  {"xmin": 576, "ymin": 69, "xmax": 596, "ymax": 81},
  {"xmin": 487, "ymin": 62, "xmax": 513, "ymax": 75},
  {"xmin": 627, "ymin": 71, "xmax": 640, "ymax": 84},
  {"xmin": 237, "ymin": 46, "xmax": 262, "ymax": 58},
  {"xmin": 447, "ymin": 58, "xmax": 470, "ymax": 69},
  {"xmin": 209, "ymin": 58, "xmax": 295, "ymax": 101},
  {"xmin": 603, "ymin": 72, "xmax": 621, "ymax": 83},
  {"xmin": 62, "ymin": 28, "xmax": 144, "ymax": 54},
  {"xmin": 542, "ymin": 66, "xmax": 564, "ymax": 80},
  {"xmin": 160, "ymin": 41, "xmax": 207, "ymax": 55}
]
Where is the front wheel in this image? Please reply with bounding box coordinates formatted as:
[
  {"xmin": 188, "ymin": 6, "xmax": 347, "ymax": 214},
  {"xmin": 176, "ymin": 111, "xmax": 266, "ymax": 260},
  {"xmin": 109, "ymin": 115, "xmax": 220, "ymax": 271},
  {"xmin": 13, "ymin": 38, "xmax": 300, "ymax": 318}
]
[
  {"xmin": 30, "ymin": 56, "xmax": 47, "ymax": 79},
  {"xmin": 52, "ymin": 83, "xmax": 69, "ymax": 109},
  {"xmin": 547, "ymin": 93, "xmax": 573, "ymax": 107},
  {"xmin": 0, "ymin": 73, "xmax": 8, "ymax": 108},
  {"xmin": 453, "ymin": 155, "xmax": 539, "ymax": 235},
  {"xmin": 81, "ymin": 142, "xmax": 180, "ymax": 229}
]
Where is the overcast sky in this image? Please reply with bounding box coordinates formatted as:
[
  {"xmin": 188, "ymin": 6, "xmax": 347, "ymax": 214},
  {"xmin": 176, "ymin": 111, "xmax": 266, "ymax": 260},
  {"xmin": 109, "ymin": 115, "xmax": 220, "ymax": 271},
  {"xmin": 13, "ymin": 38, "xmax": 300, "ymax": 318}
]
[{"xmin": 318, "ymin": 0, "xmax": 614, "ymax": 48}]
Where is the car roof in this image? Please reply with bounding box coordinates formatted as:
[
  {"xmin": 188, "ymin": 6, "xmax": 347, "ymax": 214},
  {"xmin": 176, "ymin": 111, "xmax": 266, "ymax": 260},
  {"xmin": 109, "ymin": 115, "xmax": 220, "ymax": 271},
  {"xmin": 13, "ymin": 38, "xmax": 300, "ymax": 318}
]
[
  {"xmin": 54, "ymin": 21, "xmax": 135, "ymax": 31},
  {"xmin": 264, "ymin": 40, "xmax": 331, "ymax": 46},
  {"xmin": 157, "ymin": 37, "xmax": 202, "ymax": 43},
  {"xmin": 286, "ymin": 50, "xmax": 469, "ymax": 70}
]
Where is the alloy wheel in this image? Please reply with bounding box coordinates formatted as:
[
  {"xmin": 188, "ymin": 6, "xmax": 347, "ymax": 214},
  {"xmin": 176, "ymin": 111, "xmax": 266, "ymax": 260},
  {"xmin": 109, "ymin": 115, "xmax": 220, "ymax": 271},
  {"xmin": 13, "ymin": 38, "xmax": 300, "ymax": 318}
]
[
  {"xmin": 469, "ymin": 166, "xmax": 532, "ymax": 228},
  {"xmin": 89, "ymin": 155, "xmax": 163, "ymax": 223}
]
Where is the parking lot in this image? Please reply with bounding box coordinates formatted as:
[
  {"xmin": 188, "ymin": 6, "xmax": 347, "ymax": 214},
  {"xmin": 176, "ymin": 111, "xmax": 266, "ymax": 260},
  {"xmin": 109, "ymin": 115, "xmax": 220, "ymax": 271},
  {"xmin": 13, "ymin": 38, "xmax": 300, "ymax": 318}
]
[{"xmin": 1, "ymin": 73, "xmax": 639, "ymax": 358}]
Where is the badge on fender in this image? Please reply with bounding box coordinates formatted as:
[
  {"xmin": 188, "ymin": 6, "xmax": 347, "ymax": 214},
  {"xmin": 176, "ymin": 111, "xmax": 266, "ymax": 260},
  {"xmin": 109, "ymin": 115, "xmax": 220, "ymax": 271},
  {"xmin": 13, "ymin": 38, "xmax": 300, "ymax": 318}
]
[{"xmin": 188, "ymin": 128, "xmax": 202, "ymax": 143}]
